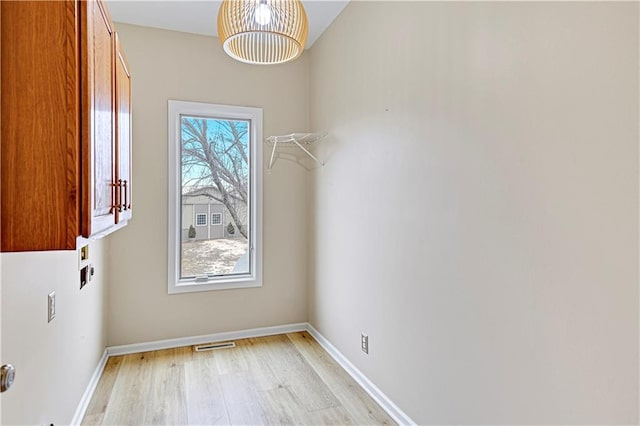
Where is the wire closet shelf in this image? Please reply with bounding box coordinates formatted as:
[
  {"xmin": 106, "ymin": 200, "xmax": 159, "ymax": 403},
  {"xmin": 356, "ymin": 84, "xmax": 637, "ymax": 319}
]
[{"xmin": 265, "ymin": 132, "xmax": 327, "ymax": 172}]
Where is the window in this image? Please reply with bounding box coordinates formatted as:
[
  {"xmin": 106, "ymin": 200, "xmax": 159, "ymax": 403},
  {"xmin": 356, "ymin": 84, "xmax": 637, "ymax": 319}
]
[
  {"xmin": 168, "ymin": 100, "xmax": 263, "ymax": 293},
  {"xmin": 195, "ymin": 213, "xmax": 207, "ymax": 226}
]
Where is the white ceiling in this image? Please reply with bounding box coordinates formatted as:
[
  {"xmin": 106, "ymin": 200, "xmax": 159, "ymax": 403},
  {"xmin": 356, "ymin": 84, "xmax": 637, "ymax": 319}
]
[{"xmin": 106, "ymin": 0, "xmax": 349, "ymax": 49}]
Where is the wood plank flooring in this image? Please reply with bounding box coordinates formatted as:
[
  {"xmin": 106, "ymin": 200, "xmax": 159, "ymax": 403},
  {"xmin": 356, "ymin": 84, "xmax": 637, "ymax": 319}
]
[{"xmin": 82, "ymin": 332, "xmax": 395, "ymax": 425}]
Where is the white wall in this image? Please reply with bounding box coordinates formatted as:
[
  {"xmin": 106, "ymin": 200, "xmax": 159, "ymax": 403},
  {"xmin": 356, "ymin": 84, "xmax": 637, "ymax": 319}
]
[
  {"xmin": 0, "ymin": 240, "xmax": 108, "ymax": 425},
  {"xmin": 107, "ymin": 24, "xmax": 310, "ymax": 345},
  {"xmin": 309, "ymin": 2, "xmax": 639, "ymax": 424}
]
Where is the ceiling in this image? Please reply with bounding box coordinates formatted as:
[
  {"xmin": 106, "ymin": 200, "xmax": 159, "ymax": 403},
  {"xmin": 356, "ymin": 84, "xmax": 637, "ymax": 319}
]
[{"xmin": 106, "ymin": 0, "xmax": 350, "ymax": 49}]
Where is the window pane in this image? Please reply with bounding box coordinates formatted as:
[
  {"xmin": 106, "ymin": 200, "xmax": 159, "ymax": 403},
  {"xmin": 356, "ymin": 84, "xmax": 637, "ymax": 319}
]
[
  {"xmin": 180, "ymin": 116, "xmax": 250, "ymax": 278},
  {"xmin": 196, "ymin": 213, "xmax": 207, "ymax": 226}
]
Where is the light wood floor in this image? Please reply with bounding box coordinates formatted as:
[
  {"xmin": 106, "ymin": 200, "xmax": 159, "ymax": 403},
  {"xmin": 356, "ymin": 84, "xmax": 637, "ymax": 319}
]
[{"xmin": 82, "ymin": 331, "xmax": 395, "ymax": 425}]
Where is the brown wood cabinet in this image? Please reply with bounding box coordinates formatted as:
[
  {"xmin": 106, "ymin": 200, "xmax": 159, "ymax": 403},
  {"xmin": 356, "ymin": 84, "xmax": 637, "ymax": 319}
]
[{"xmin": 1, "ymin": 0, "xmax": 132, "ymax": 252}]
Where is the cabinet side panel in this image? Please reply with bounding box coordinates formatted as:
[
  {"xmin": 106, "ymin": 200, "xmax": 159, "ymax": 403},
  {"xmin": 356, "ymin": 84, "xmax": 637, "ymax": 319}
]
[
  {"xmin": 1, "ymin": 0, "xmax": 79, "ymax": 251},
  {"xmin": 65, "ymin": 0, "xmax": 81, "ymax": 249}
]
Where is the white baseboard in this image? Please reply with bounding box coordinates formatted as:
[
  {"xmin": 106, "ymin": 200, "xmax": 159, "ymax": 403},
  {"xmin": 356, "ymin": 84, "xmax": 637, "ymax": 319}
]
[
  {"xmin": 70, "ymin": 348, "xmax": 108, "ymax": 426},
  {"xmin": 72, "ymin": 322, "xmax": 413, "ymax": 426},
  {"xmin": 106, "ymin": 322, "xmax": 308, "ymax": 356},
  {"xmin": 306, "ymin": 323, "xmax": 416, "ymax": 426}
]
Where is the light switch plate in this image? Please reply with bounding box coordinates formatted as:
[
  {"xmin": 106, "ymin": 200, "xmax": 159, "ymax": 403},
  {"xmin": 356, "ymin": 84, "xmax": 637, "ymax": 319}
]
[{"xmin": 48, "ymin": 291, "xmax": 55, "ymax": 323}]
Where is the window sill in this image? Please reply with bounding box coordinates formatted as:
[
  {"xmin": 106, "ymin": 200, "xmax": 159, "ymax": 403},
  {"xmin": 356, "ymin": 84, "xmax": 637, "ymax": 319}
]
[{"xmin": 168, "ymin": 276, "xmax": 262, "ymax": 294}]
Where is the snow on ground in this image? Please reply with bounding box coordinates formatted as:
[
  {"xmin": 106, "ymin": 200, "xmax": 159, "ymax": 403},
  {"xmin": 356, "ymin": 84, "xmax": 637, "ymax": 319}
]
[{"xmin": 181, "ymin": 238, "xmax": 248, "ymax": 276}]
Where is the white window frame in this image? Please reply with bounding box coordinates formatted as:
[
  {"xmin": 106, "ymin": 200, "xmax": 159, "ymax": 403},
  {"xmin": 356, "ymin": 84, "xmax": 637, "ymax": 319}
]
[
  {"xmin": 168, "ymin": 100, "xmax": 263, "ymax": 294},
  {"xmin": 195, "ymin": 213, "xmax": 207, "ymax": 226},
  {"xmin": 211, "ymin": 213, "xmax": 222, "ymax": 225}
]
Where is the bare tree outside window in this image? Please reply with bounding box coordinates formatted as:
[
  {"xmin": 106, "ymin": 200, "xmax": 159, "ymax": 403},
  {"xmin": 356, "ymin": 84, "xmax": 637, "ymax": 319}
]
[{"xmin": 180, "ymin": 116, "xmax": 250, "ymax": 277}]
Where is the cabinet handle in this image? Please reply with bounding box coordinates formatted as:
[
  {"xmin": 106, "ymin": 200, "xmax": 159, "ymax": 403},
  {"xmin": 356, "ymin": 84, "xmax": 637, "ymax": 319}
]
[
  {"xmin": 117, "ymin": 179, "xmax": 123, "ymax": 212},
  {"xmin": 111, "ymin": 180, "xmax": 121, "ymax": 212},
  {"xmin": 123, "ymin": 180, "xmax": 128, "ymax": 211}
]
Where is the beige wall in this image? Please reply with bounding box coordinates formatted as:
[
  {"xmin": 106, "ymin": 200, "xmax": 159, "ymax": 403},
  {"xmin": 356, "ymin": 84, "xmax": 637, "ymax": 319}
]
[
  {"xmin": 308, "ymin": 2, "xmax": 639, "ymax": 424},
  {"xmin": 107, "ymin": 24, "xmax": 310, "ymax": 345},
  {"xmin": 4, "ymin": 4, "xmax": 637, "ymax": 424},
  {"xmin": 0, "ymin": 240, "xmax": 108, "ymax": 425}
]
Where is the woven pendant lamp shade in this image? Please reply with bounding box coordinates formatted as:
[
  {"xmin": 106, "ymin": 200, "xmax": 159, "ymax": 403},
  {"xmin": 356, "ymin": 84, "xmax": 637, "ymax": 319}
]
[{"xmin": 217, "ymin": 0, "xmax": 308, "ymax": 65}]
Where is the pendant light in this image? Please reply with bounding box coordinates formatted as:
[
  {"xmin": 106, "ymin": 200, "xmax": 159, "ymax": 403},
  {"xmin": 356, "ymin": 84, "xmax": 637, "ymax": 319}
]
[{"xmin": 217, "ymin": 0, "xmax": 309, "ymax": 65}]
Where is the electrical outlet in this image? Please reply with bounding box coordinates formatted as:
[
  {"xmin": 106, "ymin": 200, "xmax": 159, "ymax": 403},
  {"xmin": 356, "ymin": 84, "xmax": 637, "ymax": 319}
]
[
  {"xmin": 361, "ymin": 333, "xmax": 368, "ymax": 354},
  {"xmin": 48, "ymin": 291, "xmax": 56, "ymax": 323}
]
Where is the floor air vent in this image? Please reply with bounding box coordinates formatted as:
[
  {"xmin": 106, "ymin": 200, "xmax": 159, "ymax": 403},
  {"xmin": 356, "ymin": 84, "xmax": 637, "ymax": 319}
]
[{"xmin": 193, "ymin": 342, "xmax": 236, "ymax": 352}]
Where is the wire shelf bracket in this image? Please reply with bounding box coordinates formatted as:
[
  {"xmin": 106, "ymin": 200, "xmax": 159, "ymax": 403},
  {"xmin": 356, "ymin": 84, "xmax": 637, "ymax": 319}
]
[{"xmin": 265, "ymin": 132, "xmax": 327, "ymax": 172}]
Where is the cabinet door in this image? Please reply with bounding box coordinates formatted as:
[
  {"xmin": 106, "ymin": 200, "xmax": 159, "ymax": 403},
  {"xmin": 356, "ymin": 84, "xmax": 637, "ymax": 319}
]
[
  {"xmin": 115, "ymin": 32, "xmax": 132, "ymax": 224},
  {"xmin": 81, "ymin": 0, "xmax": 116, "ymax": 237}
]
